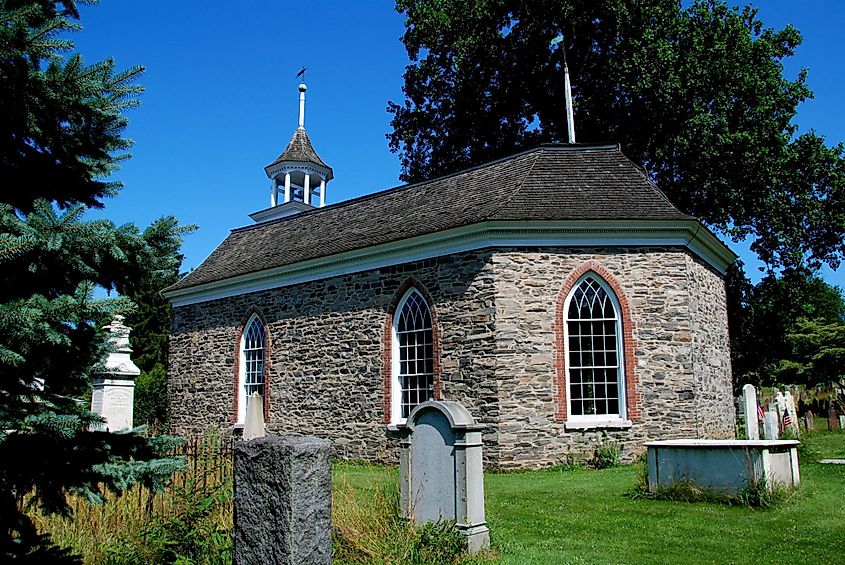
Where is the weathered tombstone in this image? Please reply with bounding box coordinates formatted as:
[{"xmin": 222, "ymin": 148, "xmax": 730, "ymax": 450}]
[
  {"xmin": 775, "ymin": 390, "xmax": 786, "ymax": 427},
  {"xmin": 91, "ymin": 315, "xmax": 140, "ymax": 431},
  {"xmin": 233, "ymin": 435, "xmax": 331, "ymax": 565},
  {"xmin": 784, "ymin": 391, "xmax": 800, "ymax": 435},
  {"xmin": 839, "ymin": 415, "xmax": 845, "ymax": 430},
  {"xmin": 763, "ymin": 411, "xmax": 779, "ymax": 440},
  {"xmin": 803, "ymin": 411, "xmax": 815, "ymax": 432},
  {"xmin": 741, "ymin": 384, "xmax": 760, "ymax": 440},
  {"xmin": 828, "ymin": 408, "xmax": 838, "ymax": 431},
  {"xmin": 242, "ymin": 391, "xmax": 265, "ymax": 441},
  {"xmin": 398, "ymin": 401, "xmax": 490, "ymax": 554}
]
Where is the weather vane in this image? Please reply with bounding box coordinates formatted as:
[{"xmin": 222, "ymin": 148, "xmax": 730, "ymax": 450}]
[{"xmin": 296, "ymin": 66, "xmax": 307, "ymax": 82}]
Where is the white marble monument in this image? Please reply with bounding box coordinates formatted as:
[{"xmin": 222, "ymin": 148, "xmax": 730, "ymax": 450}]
[
  {"xmin": 741, "ymin": 384, "xmax": 759, "ymax": 440},
  {"xmin": 91, "ymin": 315, "xmax": 140, "ymax": 431},
  {"xmin": 243, "ymin": 391, "xmax": 266, "ymax": 440}
]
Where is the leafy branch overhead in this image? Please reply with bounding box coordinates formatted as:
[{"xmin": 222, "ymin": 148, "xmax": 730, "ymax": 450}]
[{"xmin": 389, "ymin": 0, "xmax": 845, "ymax": 271}]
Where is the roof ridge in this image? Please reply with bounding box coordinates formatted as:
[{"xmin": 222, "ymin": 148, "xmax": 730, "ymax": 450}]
[
  {"xmin": 479, "ymin": 150, "xmax": 542, "ymax": 221},
  {"xmin": 623, "ymin": 151, "xmax": 691, "ymax": 217},
  {"xmin": 234, "ymin": 146, "xmax": 547, "ymax": 234}
]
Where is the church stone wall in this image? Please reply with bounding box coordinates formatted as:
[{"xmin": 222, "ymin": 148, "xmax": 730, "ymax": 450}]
[
  {"xmin": 169, "ymin": 246, "xmax": 734, "ymax": 469},
  {"xmin": 169, "ymin": 251, "xmax": 498, "ymax": 463},
  {"xmin": 490, "ymin": 248, "xmax": 734, "ymax": 468},
  {"xmin": 685, "ymin": 254, "xmax": 735, "ymax": 439}
]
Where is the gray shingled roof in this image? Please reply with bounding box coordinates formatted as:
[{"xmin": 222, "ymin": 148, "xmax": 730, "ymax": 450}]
[
  {"xmin": 171, "ymin": 144, "xmax": 693, "ymax": 292},
  {"xmin": 265, "ymin": 127, "xmax": 332, "ymax": 173}
]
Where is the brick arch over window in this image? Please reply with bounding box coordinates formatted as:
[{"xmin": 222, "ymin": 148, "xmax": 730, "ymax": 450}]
[
  {"xmin": 232, "ymin": 306, "xmax": 272, "ymax": 424},
  {"xmin": 381, "ymin": 279, "xmax": 442, "ymax": 424},
  {"xmin": 553, "ymin": 261, "xmax": 639, "ymax": 423}
]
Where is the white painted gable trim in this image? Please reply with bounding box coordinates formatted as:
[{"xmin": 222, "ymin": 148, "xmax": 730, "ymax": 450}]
[{"xmin": 164, "ymin": 220, "xmax": 736, "ymax": 307}]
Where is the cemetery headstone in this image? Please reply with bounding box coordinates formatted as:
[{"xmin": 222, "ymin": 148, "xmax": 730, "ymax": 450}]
[
  {"xmin": 784, "ymin": 391, "xmax": 799, "ymax": 435},
  {"xmin": 741, "ymin": 384, "xmax": 759, "ymax": 440},
  {"xmin": 233, "ymin": 435, "xmax": 331, "ymax": 565},
  {"xmin": 839, "ymin": 416, "xmax": 845, "ymax": 430},
  {"xmin": 829, "ymin": 408, "xmax": 838, "ymax": 431},
  {"xmin": 775, "ymin": 390, "xmax": 786, "ymax": 423},
  {"xmin": 91, "ymin": 315, "xmax": 140, "ymax": 431},
  {"xmin": 243, "ymin": 391, "xmax": 265, "ymax": 440},
  {"xmin": 803, "ymin": 411, "xmax": 815, "ymax": 432},
  {"xmin": 763, "ymin": 411, "xmax": 779, "ymax": 440},
  {"xmin": 397, "ymin": 401, "xmax": 490, "ymax": 554}
]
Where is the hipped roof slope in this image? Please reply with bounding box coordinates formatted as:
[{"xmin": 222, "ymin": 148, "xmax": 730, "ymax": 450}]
[{"xmin": 170, "ymin": 144, "xmax": 693, "ymax": 292}]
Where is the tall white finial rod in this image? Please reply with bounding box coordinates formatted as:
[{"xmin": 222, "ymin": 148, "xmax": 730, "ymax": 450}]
[
  {"xmin": 298, "ymin": 82, "xmax": 307, "ymax": 129},
  {"xmin": 564, "ymin": 62, "xmax": 575, "ymax": 144},
  {"xmin": 551, "ymin": 34, "xmax": 575, "ymax": 143}
]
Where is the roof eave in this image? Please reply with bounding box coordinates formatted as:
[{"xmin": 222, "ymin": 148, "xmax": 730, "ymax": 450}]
[{"xmin": 164, "ymin": 218, "xmax": 736, "ymax": 306}]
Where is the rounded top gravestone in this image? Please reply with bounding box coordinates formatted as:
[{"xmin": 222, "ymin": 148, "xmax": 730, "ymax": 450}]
[{"xmin": 397, "ymin": 400, "xmax": 490, "ymax": 554}]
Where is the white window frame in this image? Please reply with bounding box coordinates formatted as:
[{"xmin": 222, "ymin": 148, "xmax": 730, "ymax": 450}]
[
  {"xmin": 563, "ymin": 274, "xmax": 627, "ymax": 424},
  {"xmin": 237, "ymin": 314, "xmax": 266, "ymax": 424},
  {"xmin": 391, "ymin": 287, "xmax": 435, "ymax": 425}
]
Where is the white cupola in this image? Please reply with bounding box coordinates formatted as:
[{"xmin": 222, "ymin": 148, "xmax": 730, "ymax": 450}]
[{"xmin": 250, "ymin": 81, "xmax": 333, "ymax": 223}]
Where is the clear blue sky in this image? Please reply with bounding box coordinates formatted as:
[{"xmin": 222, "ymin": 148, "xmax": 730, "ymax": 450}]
[{"xmin": 74, "ymin": 1, "xmax": 844, "ymax": 289}]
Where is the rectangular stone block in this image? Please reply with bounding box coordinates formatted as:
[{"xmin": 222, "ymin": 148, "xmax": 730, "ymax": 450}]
[{"xmin": 234, "ymin": 435, "xmax": 332, "ymax": 565}]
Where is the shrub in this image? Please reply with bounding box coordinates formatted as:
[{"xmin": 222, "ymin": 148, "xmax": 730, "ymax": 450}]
[
  {"xmin": 134, "ymin": 364, "xmax": 170, "ymax": 430},
  {"xmin": 589, "ymin": 435, "xmax": 620, "ymax": 469}
]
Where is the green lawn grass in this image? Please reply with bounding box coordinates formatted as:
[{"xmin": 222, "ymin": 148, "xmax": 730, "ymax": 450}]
[{"xmin": 336, "ymin": 430, "xmax": 845, "ymax": 564}]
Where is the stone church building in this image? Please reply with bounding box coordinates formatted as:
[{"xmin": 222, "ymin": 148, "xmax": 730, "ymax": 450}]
[{"xmin": 165, "ymin": 83, "xmax": 737, "ymax": 469}]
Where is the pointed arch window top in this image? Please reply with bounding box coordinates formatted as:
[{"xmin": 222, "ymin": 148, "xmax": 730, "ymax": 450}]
[
  {"xmin": 568, "ymin": 276, "xmax": 617, "ymax": 321},
  {"xmin": 397, "ymin": 289, "xmax": 432, "ymax": 334},
  {"xmin": 244, "ymin": 316, "xmax": 266, "ymax": 352}
]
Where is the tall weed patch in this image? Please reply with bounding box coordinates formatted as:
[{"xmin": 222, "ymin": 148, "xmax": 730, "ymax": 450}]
[{"xmin": 27, "ymin": 432, "xmax": 233, "ymax": 564}]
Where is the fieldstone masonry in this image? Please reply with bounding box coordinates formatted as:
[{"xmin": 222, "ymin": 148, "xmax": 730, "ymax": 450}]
[
  {"xmin": 170, "ymin": 247, "xmax": 734, "ymax": 469},
  {"xmin": 233, "ymin": 435, "xmax": 331, "ymax": 565}
]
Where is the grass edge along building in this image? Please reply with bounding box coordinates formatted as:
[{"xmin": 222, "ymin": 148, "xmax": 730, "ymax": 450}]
[{"xmin": 164, "ymin": 82, "xmax": 738, "ymax": 469}]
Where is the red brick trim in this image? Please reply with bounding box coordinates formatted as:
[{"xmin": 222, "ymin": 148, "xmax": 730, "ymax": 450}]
[
  {"xmin": 553, "ymin": 260, "xmax": 639, "ymax": 423},
  {"xmin": 381, "ymin": 279, "xmax": 442, "ymax": 424},
  {"xmin": 232, "ymin": 306, "xmax": 272, "ymax": 424}
]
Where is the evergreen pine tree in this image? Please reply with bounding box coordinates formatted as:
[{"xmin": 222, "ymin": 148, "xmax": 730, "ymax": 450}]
[{"xmin": 0, "ymin": 1, "xmax": 192, "ymax": 559}]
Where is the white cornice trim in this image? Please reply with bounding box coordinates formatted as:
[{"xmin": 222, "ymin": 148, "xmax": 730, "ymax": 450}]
[{"xmin": 164, "ymin": 220, "xmax": 737, "ymax": 307}]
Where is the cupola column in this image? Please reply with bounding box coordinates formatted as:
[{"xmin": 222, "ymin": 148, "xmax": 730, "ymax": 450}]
[
  {"xmin": 319, "ymin": 179, "xmax": 326, "ymax": 208},
  {"xmin": 284, "ymin": 172, "xmax": 291, "ymax": 203},
  {"xmin": 303, "ymin": 174, "xmax": 311, "ymax": 205},
  {"xmin": 270, "ymin": 179, "xmax": 277, "ymax": 207}
]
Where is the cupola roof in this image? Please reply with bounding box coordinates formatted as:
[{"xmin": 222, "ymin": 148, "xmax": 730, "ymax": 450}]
[{"xmin": 265, "ymin": 127, "xmax": 333, "ymax": 178}]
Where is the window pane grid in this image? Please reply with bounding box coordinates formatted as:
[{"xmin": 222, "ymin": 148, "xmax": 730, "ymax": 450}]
[
  {"xmin": 566, "ymin": 277, "xmax": 622, "ymax": 418},
  {"xmin": 243, "ymin": 318, "xmax": 265, "ymax": 399},
  {"xmin": 397, "ymin": 290, "xmax": 434, "ymax": 418}
]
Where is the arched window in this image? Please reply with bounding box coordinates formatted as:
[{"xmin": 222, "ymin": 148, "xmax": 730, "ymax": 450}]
[
  {"xmin": 392, "ymin": 288, "xmax": 434, "ymax": 423},
  {"xmin": 564, "ymin": 275, "xmax": 626, "ymax": 420},
  {"xmin": 237, "ymin": 314, "xmax": 266, "ymax": 424}
]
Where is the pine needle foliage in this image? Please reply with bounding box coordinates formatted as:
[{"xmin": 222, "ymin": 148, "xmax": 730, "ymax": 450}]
[{"xmin": 0, "ymin": 1, "xmax": 194, "ymax": 560}]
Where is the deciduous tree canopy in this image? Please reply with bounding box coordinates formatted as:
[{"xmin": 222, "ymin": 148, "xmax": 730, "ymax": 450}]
[{"xmin": 388, "ymin": 0, "xmax": 845, "ymax": 271}]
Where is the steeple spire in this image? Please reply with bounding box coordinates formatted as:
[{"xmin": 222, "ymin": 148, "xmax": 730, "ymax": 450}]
[
  {"xmin": 251, "ymin": 78, "xmax": 333, "ymax": 223},
  {"xmin": 551, "ymin": 33, "xmax": 576, "ymax": 144},
  {"xmin": 298, "ymin": 82, "xmax": 306, "ymax": 129}
]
